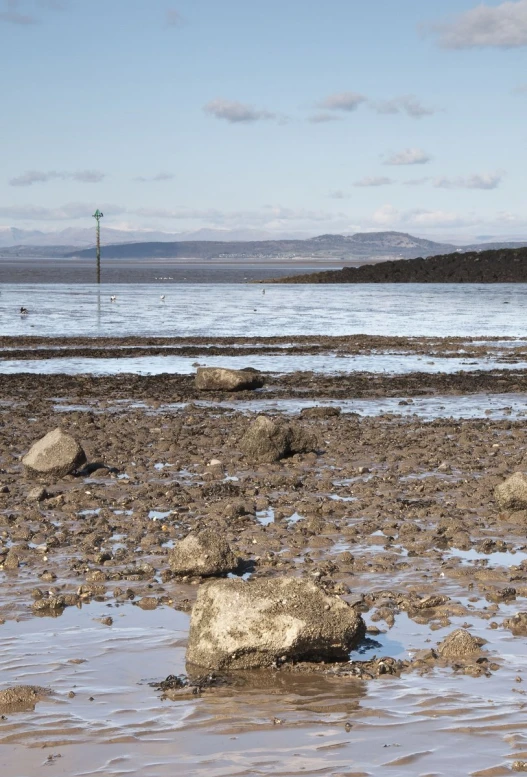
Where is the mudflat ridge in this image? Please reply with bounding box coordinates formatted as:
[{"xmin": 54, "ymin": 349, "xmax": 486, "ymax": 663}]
[{"xmin": 265, "ymin": 247, "xmax": 527, "ymax": 283}]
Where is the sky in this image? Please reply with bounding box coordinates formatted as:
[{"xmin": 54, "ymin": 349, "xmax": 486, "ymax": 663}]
[{"xmin": 1, "ymin": 0, "xmax": 527, "ymax": 241}]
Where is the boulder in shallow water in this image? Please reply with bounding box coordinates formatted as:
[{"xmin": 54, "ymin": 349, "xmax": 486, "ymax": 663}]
[
  {"xmin": 169, "ymin": 530, "xmax": 238, "ymax": 577},
  {"xmin": 22, "ymin": 428, "xmax": 86, "ymax": 479},
  {"xmin": 195, "ymin": 367, "xmax": 264, "ymax": 392},
  {"xmin": 495, "ymin": 473, "xmax": 527, "ymax": 511},
  {"xmin": 437, "ymin": 629, "xmax": 484, "ymax": 660},
  {"xmin": 186, "ymin": 577, "xmax": 365, "ymax": 670},
  {"xmin": 239, "ymin": 416, "xmax": 317, "ymax": 463}
]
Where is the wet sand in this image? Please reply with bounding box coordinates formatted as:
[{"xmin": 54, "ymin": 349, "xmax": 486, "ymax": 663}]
[{"xmin": 2, "ymin": 336, "xmax": 527, "ymax": 775}]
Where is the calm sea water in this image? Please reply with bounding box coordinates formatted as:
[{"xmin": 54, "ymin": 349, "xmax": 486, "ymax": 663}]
[{"xmin": 0, "ymin": 283, "xmax": 526, "ymax": 338}]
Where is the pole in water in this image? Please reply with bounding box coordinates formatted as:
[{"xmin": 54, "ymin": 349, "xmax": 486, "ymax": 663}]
[{"xmin": 92, "ymin": 209, "xmax": 104, "ymax": 283}]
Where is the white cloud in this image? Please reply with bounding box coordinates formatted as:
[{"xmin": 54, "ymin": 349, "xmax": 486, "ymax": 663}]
[
  {"xmin": 204, "ymin": 99, "xmax": 279, "ymax": 123},
  {"xmin": 0, "ymin": 202, "xmax": 125, "ymax": 220},
  {"xmin": 372, "ymin": 204, "xmax": 400, "ymax": 225},
  {"xmin": 372, "ymin": 95, "xmax": 435, "ymax": 118},
  {"xmin": 354, "ymin": 176, "xmax": 393, "ymax": 187},
  {"xmin": 9, "ymin": 170, "xmax": 105, "ymax": 186},
  {"xmin": 135, "ymin": 172, "xmax": 175, "ymax": 183},
  {"xmin": 166, "ymin": 8, "xmax": 183, "ymax": 27},
  {"xmin": 434, "ymin": 172, "xmax": 503, "ymax": 190},
  {"xmin": 319, "ymin": 91, "xmax": 367, "ymax": 112},
  {"xmin": 431, "ymin": 0, "xmax": 527, "ymax": 49},
  {"xmin": 0, "ymin": 0, "xmax": 36, "ymax": 24},
  {"xmin": 308, "ymin": 113, "xmax": 342, "ymax": 124},
  {"xmin": 328, "ymin": 190, "xmax": 349, "ymax": 199},
  {"xmin": 384, "ymin": 148, "xmax": 432, "ymax": 166},
  {"xmin": 404, "ymin": 177, "xmax": 431, "ymax": 186}
]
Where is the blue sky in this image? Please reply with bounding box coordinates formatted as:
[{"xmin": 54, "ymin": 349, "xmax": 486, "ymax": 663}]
[{"xmin": 1, "ymin": 0, "xmax": 527, "ymax": 239}]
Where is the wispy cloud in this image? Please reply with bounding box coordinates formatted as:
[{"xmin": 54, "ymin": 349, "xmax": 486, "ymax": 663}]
[
  {"xmin": 318, "ymin": 91, "xmax": 367, "ymax": 112},
  {"xmin": 354, "ymin": 176, "xmax": 393, "ymax": 187},
  {"xmin": 372, "ymin": 95, "xmax": 436, "ymax": 118},
  {"xmin": 308, "ymin": 112, "xmax": 342, "ymax": 124},
  {"xmin": 513, "ymin": 82, "xmax": 527, "ymax": 93},
  {"xmin": 384, "ymin": 148, "xmax": 432, "ymax": 166},
  {"xmin": 328, "ymin": 190, "xmax": 349, "ymax": 199},
  {"xmin": 135, "ymin": 172, "xmax": 175, "ymax": 183},
  {"xmin": 204, "ymin": 98, "xmax": 282, "ymax": 123},
  {"xmin": 429, "ymin": 0, "xmax": 527, "ymax": 49},
  {"xmin": 0, "ymin": 0, "xmax": 37, "ymax": 24},
  {"xmin": 434, "ymin": 172, "xmax": 503, "ymax": 190},
  {"xmin": 404, "ymin": 177, "xmax": 431, "ymax": 186},
  {"xmin": 0, "ymin": 202, "xmax": 124, "ymax": 220},
  {"xmin": 9, "ymin": 170, "xmax": 105, "ymax": 186},
  {"xmin": 166, "ymin": 8, "xmax": 184, "ymax": 27}
]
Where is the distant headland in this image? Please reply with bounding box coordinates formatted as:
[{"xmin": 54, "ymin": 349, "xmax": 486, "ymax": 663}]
[{"xmin": 261, "ymin": 247, "xmax": 527, "ymax": 284}]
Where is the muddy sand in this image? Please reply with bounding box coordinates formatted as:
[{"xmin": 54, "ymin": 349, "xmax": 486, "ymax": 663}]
[{"xmin": 2, "ymin": 335, "xmax": 527, "ymax": 775}]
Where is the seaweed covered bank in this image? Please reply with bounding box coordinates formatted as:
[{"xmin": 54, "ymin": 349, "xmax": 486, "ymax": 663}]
[{"xmin": 263, "ymin": 246, "xmax": 527, "ymax": 283}]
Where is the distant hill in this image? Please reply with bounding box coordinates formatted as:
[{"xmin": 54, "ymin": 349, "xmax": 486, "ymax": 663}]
[
  {"xmin": 264, "ymin": 247, "xmax": 527, "ymax": 283},
  {"xmin": 2, "ymin": 230, "xmax": 527, "ymax": 261},
  {"xmin": 64, "ymin": 232, "xmax": 459, "ymax": 261}
]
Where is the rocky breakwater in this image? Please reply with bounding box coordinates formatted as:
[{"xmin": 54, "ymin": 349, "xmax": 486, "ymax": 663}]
[{"xmin": 186, "ymin": 577, "xmax": 365, "ymax": 670}]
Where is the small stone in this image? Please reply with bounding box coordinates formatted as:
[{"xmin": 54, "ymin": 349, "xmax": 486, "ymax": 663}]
[{"xmin": 27, "ymin": 486, "xmax": 49, "ymax": 503}]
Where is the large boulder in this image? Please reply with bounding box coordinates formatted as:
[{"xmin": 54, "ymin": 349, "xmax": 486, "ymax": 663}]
[
  {"xmin": 169, "ymin": 530, "xmax": 238, "ymax": 577},
  {"xmin": 495, "ymin": 473, "xmax": 527, "ymax": 511},
  {"xmin": 22, "ymin": 428, "xmax": 86, "ymax": 479},
  {"xmin": 239, "ymin": 416, "xmax": 317, "ymax": 463},
  {"xmin": 195, "ymin": 367, "xmax": 264, "ymax": 392},
  {"xmin": 186, "ymin": 577, "xmax": 365, "ymax": 670}
]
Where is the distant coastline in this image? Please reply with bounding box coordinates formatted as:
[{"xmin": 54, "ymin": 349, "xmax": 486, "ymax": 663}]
[{"xmin": 261, "ymin": 247, "xmax": 527, "ymax": 284}]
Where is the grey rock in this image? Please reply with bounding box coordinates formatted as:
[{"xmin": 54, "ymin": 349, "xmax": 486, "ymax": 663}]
[
  {"xmin": 437, "ymin": 628, "xmax": 484, "ymax": 660},
  {"xmin": 239, "ymin": 416, "xmax": 317, "ymax": 463},
  {"xmin": 22, "ymin": 428, "xmax": 86, "ymax": 479},
  {"xmin": 504, "ymin": 612, "xmax": 527, "ymax": 635},
  {"xmin": 495, "ymin": 473, "xmax": 527, "ymax": 511},
  {"xmin": 0, "ymin": 685, "xmax": 50, "ymax": 711},
  {"xmin": 186, "ymin": 577, "xmax": 365, "ymax": 670},
  {"xmin": 195, "ymin": 367, "xmax": 264, "ymax": 392},
  {"xmin": 300, "ymin": 406, "xmax": 342, "ymax": 419},
  {"xmin": 169, "ymin": 530, "xmax": 238, "ymax": 577}
]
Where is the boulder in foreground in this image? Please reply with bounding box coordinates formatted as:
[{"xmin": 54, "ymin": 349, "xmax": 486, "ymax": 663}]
[
  {"xmin": 239, "ymin": 416, "xmax": 317, "ymax": 463},
  {"xmin": 186, "ymin": 577, "xmax": 365, "ymax": 670},
  {"xmin": 22, "ymin": 428, "xmax": 86, "ymax": 479},
  {"xmin": 169, "ymin": 530, "xmax": 238, "ymax": 577},
  {"xmin": 195, "ymin": 367, "xmax": 264, "ymax": 392},
  {"xmin": 495, "ymin": 473, "xmax": 527, "ymax": 511}
]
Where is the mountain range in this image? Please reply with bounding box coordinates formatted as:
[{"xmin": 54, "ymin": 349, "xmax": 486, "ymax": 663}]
[{"xmin": 1, "ymin": 229, "xmax": 527, "ymax": 262}]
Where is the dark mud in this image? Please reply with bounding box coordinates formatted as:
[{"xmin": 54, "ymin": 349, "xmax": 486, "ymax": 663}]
[{"xmin": 2, "ymin": 335, "xmax": 527, "ymax": 775}]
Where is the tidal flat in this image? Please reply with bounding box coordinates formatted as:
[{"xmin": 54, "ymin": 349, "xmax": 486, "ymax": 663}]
[{"xmin": 1, "ymin": 334, "xmax": 527, "ymax": 775}]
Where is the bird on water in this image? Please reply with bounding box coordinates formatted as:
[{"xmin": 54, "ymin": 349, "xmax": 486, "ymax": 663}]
[{"xmin": 20, "ymin": 307, "xmax": 28, "ymax": 315}]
